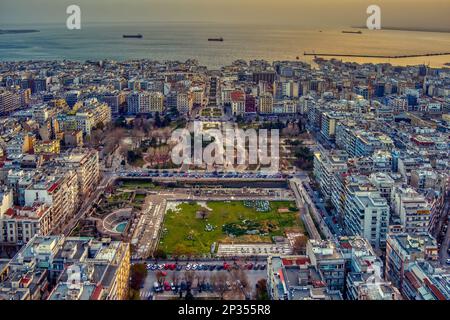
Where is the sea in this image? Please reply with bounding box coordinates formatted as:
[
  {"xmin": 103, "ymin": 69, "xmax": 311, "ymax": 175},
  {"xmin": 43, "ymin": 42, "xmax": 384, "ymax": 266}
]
[{"xmin": 1, "ymin": 22, "xmax": 449, "ymax": 68}]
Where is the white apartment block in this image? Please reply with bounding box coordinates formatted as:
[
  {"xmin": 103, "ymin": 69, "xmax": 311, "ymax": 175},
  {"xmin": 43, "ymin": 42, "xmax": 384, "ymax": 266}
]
[{"xmin": 344, "ymin": 190, "xmax": 390, "ymax": 250}]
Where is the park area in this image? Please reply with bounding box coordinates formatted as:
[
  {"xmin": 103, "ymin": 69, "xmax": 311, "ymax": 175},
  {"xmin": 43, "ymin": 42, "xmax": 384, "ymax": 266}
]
[{"xmin": 158, "ymin": 200, "xmax": 304, "ymax": 256}]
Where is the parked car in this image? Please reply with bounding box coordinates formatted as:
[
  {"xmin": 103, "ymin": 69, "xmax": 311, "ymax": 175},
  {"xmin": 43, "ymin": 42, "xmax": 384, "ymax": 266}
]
[
  {"xmin": 153, "ymin": 282, "xmax": 162, "ymax": 293},
  {"xmin": 185, "ymin": 264, "xmax": 192, "ymax": 271}
]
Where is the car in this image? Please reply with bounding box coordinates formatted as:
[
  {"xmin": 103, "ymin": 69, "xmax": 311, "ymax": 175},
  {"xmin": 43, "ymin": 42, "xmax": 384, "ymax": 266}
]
[
  {"xmin": 164, "ymin": 264, "xmax": 169, "ymax": 270},
  {"xmin": 446, "ymin": 259, "xmax": 450, "ymax": 265},
  {"xmin": 163, "ymin": 281, "xmax": 171, "ymax": 291},
  {"xmin": 246, "ymin": 263, "xmax": 254, "ymax": 270},
  {"xmin": 146, "ymin": 264, "xmax": 152, "ymax": 270},
  {"xmin": 176, "ymin": 265, "xmax": 183, "ymax": 271},
  {"xmin": 158, "ymin": 264, "xmax": 164, "ymax": 270},
  {"xmin": 180, "ymin": 281, "xmax": 187, "ymax": 291},
  {"xmin": 192, "ymin": 264, "xmax": 198, "ymax": 270},
  {"xmin": 170, "ymin": 282, "xmax": 176, "ymax": 291},
  {"xmin": 447, "ymin": 248, "xmax": 450, "ymax": 255},
  {"xmin": 260, "ymin": 264, "xmax": 266, "ymax": 270},
  {"xmin": 153, "ymin": 284, "xmax": 162, "ymax": 293},
  {"xmin": 209, "ymin": 265, "xmax": 216, "ymax": 271},
  {"xmin": 151, "ymin": 265, "xmax": 158, "ymax": 271},
  {"xmin": 185, "ymin": 264, "xmax": 192, "ymax": 271}
]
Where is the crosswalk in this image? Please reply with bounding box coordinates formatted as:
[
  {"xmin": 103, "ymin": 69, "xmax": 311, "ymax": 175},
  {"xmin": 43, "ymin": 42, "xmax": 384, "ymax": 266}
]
[{"xmin": 140, "ymin": 290, "xmax": 153, "ymax": 300}]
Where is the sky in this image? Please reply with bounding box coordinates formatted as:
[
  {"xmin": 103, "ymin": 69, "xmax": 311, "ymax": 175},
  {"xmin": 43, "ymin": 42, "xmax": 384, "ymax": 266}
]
[{"xmin": 1, "ymin": 0, "xmax": 449, "ymax": 30}]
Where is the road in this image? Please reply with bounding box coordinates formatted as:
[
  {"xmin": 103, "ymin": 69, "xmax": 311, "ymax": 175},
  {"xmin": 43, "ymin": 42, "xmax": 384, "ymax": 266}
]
[
  {"xmin": 302, "ymin": 181, "xmax": 345, "ymax": 237},
  {"xmin": 290, "ymin": 177, "xmax": 334, "ymax": 240},
  {"xmin": 61, "ymin": 171, "xmax": 116, "ymax": 236},
  {"xmin": 439, "ymin": 211, "xmax": 450, "ymax": 266},
  {"xmin": 289, "ymin": 178, "xmax": 321, "ymax": 240}
]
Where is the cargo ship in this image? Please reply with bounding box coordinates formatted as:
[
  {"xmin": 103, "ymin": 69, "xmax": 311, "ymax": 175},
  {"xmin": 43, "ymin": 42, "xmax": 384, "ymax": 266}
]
[
  {"xmin": 123, "ymin": 34, "xmax": 143, "ymax": 39},
  {"xmin": 342, "ymin": 30, "xmax": 362, "ymax": 34},
  {"xmin": 208, "ymin": 37, "xmax": 224, "ymax": 42}
]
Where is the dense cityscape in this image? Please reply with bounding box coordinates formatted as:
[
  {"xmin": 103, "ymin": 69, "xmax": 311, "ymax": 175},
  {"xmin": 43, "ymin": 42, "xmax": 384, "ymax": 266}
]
[{"xmin": 0, "ymin": 57, "xmax": 448, "ymax": 302}]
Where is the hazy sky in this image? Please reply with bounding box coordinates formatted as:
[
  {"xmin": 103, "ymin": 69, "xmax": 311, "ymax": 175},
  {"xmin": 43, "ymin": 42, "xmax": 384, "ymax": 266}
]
[{"xmin": 1, "ymin": 0, "xmax": 449, "ymax": 29}]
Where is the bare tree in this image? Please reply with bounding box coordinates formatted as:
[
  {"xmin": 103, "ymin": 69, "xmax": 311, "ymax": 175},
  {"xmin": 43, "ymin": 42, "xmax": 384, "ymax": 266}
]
[
  {"xmin": 212, "ymin": 272, "xmax": 229, "ymax": 300},
  {"xmin": 293, "ymin": 235, "xmax": 308, "ymax": 255}
]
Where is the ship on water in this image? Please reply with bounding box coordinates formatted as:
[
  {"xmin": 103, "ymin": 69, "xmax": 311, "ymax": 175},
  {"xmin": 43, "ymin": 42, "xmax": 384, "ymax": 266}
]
[
  {"xmin": 342, "ymin": 30, "xmax": 362, "ymax": 34},
  {"xmin": 123, "ymin": 34, "xmax": 143, "ymax": 39},
  {"xmin": 208, "ymin": 37, "xmax": 224, "ymax": 42}
]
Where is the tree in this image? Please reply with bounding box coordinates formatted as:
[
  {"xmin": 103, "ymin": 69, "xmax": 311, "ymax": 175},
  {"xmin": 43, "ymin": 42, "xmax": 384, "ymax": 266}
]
[
  {"xmin": 155, "ymin": 112, "xmax": 162, "ymax": 128},
  {"xmin": 153, "ymin": 248, "xmax": 167, "ymax": 259},
  {"xmin": 293, "ymin": 235, "xmax": 308, "ymax": 255},
  {"xmin": 255, "ymin": 279, "xmax": 269, "ymax": 300},
  {"xmin": 130, "ymin": 263, "xmax": 148, "ymax": 291},
  {"xmin": 96, "ymin": 121, "xmax": 105, "ymax": 131},
  {"xmin": 114, "ymin": 116, "xmax": 126, "ymax": 128},
  {"xmin": 211, "ymin": 272, "xmax": 229, "ymax": 300}
]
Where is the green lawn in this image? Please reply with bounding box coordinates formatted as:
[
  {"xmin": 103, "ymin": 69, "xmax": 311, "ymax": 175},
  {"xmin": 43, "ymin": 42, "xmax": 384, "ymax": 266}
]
[
  {"xmin": 158, "ymin": 201, "xmax": 303, "ymax": 256},
  {"xmin": 120, "ymin": 180, "xmax": 158, "ymax": 190}
]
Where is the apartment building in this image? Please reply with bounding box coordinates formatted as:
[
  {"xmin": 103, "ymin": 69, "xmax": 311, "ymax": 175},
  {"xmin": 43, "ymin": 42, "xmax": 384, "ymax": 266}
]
[
  {"xmin": 306, "ymin": 240, "xmax": 346, "ymax": 293},
  {"xmin": 402, "ymin": 261, "xmax": 450, "ymax": 300},
  {"xmin": 313, "ymin": 150, "xmax": 348, "ymax": 200},
  {"xmin": 258, "ymin": 92, "xmax": 274, "ymax": 114},
  {"xmin": 56, "ymin": 149, "xmax": 100, "ymax": 197},
  {"xmin": 392, "ymin": 187, "xmax": 432, "ymax": 235},
  {"xmin": 230, "ymin": 90, "xmax": 245, "ymax": 116},
  {"xmin": 344, "ymin": 188, "xmax": 390, "ymax": 250},
  {"xmin": 24, "ymin": 170, "xmax": 79, "ymax": 233},
  {"xmin": 0, "ymin": 236, "xmax": 130, "ymax": 300},
  {"xmin": 267, "ymin": 255, "xmax": 342, "ymax": 300},
  {"xmin": 176, "ymin": 92, "xmax": 193, "ymax": 115},
  {"xmin": 385, "ymin": 232, "xmax": 439, "ymax": 293},
  {"xmin": 0, "ymin": 203, "xmax": 52, "ymax": 245}
]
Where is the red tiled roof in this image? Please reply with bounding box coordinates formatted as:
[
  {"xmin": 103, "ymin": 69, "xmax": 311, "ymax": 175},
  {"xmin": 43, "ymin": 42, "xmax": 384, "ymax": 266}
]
[
  {"xmin": 20, "ymin": 276, "xmax": 31, "ymax": 286},
  {"xmin": 4, "ymin": 208, "xmax": 15, "ymax": 217},
  {"xmin": 340, "ymin": 241, "xmax": 352, "ymax": 249},
  {"xmin": 47, "ymin": 183, "xmax": 59, "ymax": 193},
  {"xmin": 424, "ymin": 278, "xmax": 446, "ymax": 301},
  {"xmin": 282, "ymin": 257, "xmax": 310, "ymax": 266},
  {"xmin": 295, "ymin": 257, "xmax": 310, "ymax": 265},
  {"xmin": 91, "ymin": 285, "xmax": 103, "ymax": 300},
  {"xmin": 230, "ymin": 91, "xmax": 245, "ymax": 102},
  {"xmin": 404, "ymin": 271, "xmax": 420, "ymax": 289},
  {"xmin": 282, "ymin": 258, "xmax": 293, "ymax": 266}
]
